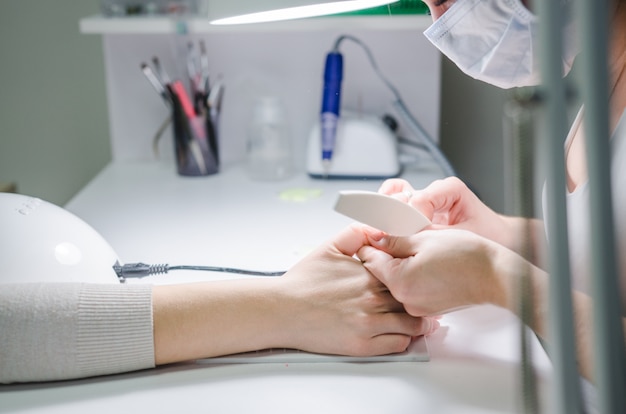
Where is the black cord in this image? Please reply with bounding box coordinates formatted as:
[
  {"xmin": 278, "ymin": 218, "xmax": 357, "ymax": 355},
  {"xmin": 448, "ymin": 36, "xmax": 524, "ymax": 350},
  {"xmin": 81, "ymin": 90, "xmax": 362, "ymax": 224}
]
[
  {"xmin": 113, "ymin": 261, "xmax": 285, "ymax": 283},
  {"xmin": 331, "ymin": 35, "xmax": 456, "ymax": 176}
]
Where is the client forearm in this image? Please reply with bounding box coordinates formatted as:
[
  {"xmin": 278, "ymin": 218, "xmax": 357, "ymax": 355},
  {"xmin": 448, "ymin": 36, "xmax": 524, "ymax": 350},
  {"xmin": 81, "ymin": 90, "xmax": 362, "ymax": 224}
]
[{"xmin": 153, "ymin": 279, "xmax": 286, "ymax": 365}]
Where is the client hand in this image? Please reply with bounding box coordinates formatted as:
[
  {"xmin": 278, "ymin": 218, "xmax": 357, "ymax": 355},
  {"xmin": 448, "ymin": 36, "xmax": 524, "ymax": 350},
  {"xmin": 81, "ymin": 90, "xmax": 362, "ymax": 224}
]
[{"xmin": 279, "ymin": 224, "xmax": 436, "ymax": 356}]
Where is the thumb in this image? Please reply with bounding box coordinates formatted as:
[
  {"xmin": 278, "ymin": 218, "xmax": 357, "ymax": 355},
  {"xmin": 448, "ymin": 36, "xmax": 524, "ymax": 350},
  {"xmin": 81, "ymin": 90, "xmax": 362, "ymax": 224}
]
[
  {"xmin": 356, "ymin": 245, "xmax": 396, "ymax": 287},
  {"xmin": 331, "ymin": 224, "xmax": 386, "ymax": 257},
  {"xmin": 365, "ymin": 234, "xmax": 418, "ymax": 259}
]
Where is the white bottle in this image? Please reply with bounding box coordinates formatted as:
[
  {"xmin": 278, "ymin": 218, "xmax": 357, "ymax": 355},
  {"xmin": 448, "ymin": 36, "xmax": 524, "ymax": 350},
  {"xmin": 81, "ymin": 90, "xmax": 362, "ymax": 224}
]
[{"xmin": 246, "ymin": 97, "xmax": 293, "ymax": 181}]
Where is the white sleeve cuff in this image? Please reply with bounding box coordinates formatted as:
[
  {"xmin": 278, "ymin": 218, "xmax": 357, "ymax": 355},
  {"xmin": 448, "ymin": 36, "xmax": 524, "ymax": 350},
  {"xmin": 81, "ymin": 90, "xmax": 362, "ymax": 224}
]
[
  {"xmin": 76, "ymin": 283, "xmax": 155, "ymax": 379},
  {"xmin": 0, "ymin": 283, "xmax": 155, "ymax": 383}
]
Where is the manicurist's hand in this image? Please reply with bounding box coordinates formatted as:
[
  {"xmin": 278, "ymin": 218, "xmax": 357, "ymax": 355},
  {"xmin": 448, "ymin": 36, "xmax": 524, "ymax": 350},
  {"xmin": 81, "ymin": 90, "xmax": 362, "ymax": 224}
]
[
  {"xmin": 357, "ymin": 229, "xmax": 515, "ymax": 317},
  {"xmin": 379, "ymin": 177, "xmax": 526, "ymax": 253},
  {"xmin": 380, "ymin": 177, "xmax": 504, "ymax": 235}
]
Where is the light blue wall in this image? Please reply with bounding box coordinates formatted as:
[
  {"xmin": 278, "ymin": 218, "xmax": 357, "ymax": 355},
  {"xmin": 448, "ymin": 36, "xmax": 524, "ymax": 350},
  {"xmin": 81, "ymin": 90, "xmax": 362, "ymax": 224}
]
[{"xmin": 0, "ymin": 0, "xmax": 111, "ymax": 206}]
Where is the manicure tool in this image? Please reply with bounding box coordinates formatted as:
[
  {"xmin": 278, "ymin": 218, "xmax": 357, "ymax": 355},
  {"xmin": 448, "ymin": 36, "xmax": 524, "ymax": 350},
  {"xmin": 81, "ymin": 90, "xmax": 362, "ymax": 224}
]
[
  {"xmin": 206, "ymin": 80, "xmax": 224, "ymax": 162},
  {"xmin": 171, "ymin": 80, "xmax": 208, "ymax": 175},
  {"xmin": 334, "ymin": 190, "xmax": 431, "ymax": 237},
  {"xmin": 186, "ymin": 41, "xmax": 210, "ymax": 114},
  {"xmin": 140, "ymin": 62, "xmax": 171, "ymax": 106},
  {"xmin": 199, "ymin": 39, "xmax": 210, "ymax": 93},
  {"xmin": 320, "ymin": 50, "xmax": 343, "ymax": 177},
  {"xmin": 151, "ymin": 56, "xmax": 171, "ymax": 85}
]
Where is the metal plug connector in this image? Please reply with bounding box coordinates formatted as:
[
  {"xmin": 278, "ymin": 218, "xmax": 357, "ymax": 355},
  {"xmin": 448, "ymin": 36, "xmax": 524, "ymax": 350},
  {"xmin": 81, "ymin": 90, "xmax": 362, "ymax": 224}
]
[{"xmin": 113, "ymin": 261, "xmax": 168, "ymax": 283}]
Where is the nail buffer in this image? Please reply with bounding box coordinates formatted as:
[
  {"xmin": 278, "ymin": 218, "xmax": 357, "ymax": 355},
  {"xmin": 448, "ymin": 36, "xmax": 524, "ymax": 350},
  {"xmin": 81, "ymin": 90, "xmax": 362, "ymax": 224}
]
[{"xmin": 334, "ymin": 190, "xmax": 431, "ymax": 237}]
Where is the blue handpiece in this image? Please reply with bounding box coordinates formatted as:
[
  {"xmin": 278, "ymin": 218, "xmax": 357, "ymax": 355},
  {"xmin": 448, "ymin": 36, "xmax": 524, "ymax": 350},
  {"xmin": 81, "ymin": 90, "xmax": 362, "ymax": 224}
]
[{"xmin": 320, "ymin": 51, "xmax": 343, "ymax": 172}]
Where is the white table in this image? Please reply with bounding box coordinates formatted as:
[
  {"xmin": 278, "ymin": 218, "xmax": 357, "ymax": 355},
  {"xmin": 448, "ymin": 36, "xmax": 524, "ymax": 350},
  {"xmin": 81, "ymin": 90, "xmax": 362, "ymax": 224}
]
[{"xmin": 0, "ymin": 159, "xmax": 554, "ymax": 413}]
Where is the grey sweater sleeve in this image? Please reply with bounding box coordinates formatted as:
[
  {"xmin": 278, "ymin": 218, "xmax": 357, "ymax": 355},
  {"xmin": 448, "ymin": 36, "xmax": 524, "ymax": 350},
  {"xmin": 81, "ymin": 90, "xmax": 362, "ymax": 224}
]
[{"xmin": 0, "ymin": 283, "xmax": 155, "ymax": 384}]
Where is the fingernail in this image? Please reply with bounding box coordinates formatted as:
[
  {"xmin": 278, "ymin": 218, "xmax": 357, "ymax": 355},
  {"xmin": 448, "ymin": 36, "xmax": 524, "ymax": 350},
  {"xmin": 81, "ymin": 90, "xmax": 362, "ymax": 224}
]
[
  {"xmin": 369, "ymin": 233, "xmax": 386, "ymax": 244},
  {"xmin": 427, "ymin": 319, "xmax": 440, "ymax": 336}
]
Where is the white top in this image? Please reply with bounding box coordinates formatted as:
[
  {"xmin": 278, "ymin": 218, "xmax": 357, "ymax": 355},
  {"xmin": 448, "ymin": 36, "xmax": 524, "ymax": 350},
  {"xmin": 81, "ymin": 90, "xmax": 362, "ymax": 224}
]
[{"xmin": 556, "ymin": 109, "xmax": 626, "ymax": 310}]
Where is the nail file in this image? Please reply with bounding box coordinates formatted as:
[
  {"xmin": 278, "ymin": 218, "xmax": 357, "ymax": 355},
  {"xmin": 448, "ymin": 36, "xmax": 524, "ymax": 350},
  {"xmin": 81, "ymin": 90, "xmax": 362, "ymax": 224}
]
[{"xmin": 333, "ymin": 190, "xmax": 431, "ymax": 237}]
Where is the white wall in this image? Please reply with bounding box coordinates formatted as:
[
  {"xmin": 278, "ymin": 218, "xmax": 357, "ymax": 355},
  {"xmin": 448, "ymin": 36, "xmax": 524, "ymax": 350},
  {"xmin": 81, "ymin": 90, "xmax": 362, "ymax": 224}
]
[{"xmin": 99, "ymin": 23, "xmax": 441, "ymax": 170}]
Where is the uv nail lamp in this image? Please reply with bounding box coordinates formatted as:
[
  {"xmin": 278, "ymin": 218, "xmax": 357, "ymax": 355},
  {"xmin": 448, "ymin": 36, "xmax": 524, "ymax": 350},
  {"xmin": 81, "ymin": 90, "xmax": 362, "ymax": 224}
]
[
  {"xmin": 306, "ymin": 113, "xmax": 400, "ymax": 179},
  {"xmin": 0, "ymin": 192, "xmax": 119, "ymax": 284}
]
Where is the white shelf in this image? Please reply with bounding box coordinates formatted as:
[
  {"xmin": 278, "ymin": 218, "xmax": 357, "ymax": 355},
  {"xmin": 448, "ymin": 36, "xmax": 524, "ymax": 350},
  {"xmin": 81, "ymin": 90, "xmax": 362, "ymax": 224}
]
[{"xmin": 79, "ymin": 14, "xmax": 432, "ymax": 34}]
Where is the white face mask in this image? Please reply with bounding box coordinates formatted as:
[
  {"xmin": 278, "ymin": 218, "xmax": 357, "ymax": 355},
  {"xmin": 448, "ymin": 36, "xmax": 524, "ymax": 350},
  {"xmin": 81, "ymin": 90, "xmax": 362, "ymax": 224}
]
[{"xmin": 423, "ymin": 0, "xmax": 579, "ymax": 89}]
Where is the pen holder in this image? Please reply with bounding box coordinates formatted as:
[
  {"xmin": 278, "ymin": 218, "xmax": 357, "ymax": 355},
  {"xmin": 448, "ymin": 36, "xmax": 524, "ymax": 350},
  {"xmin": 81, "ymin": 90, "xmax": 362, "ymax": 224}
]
[{"xmin": 171, "ymin": 101, "xmax": 219, "ymax": 176}]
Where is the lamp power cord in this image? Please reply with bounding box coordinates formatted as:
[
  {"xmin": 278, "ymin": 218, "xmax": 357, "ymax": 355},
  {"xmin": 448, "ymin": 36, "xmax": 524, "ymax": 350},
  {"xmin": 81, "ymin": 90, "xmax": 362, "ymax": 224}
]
[{"xmin": 113, "ymin": 261, "xmax": 285, "ymax": 283}]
